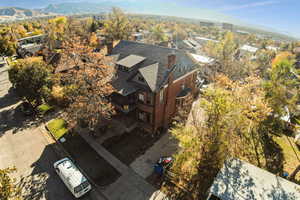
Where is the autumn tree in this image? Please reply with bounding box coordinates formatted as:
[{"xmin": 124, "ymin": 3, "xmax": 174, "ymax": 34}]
[
  {"xmin": 151, "ymin": 24, "xmax": 168, "ymax": 43},
  {"xmin": 0, "ymin": 167, "xmax": 21, "ymax": 200},
  {"xmin": 204, "ymin": 32, "xmax": 256, "ymax": 80},
  {"xmin": 255, "ymin": 49, "xmax": 276, "ymax": 78},
  {"xmin": 167, "ymin": 75, "xmax": 271, "ymax": 199},
  {"xmin": 0, "ymin": 27, "xmax": 17, "ymax": 56},
  {"xmin": 58, "ymin": 38, "xmax": 116, "ymax": 131},
  {"xmin": 172, "ymin": 24, "xmax": 188, "ymax": 41},
  {"xmin": 8, "ymin": 57, "xmax": 53, "ymax": 105},
  {"xmin": 264, "ymin": 52, "xmax": 299, "ymax": 119},
  {"xmin": 103, "ymin": 7, "xmax": 132, "ymax": 43},
  {"xmin": 46, "ymin": 16, "xmax": 68, "ymax": 49}
]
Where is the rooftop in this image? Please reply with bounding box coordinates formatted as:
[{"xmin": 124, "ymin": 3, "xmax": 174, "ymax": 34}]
[
  {"xmin": 190, "ymin": 53, "xmax": 214, "ymax": 64},
  {"xmin": 209, "ymin": 158, "xmax": 300, "ymax": 200},
  {"xmin": 116, "ymin": 54, "xmax": 146, "ymax": 68},
  {"xmin": 110, "ymin": 40, "xmax": 199, "ymax": 94},
  {"xmin": 240, "ymin": 45, "xmax": 258, "ymax": 53}
]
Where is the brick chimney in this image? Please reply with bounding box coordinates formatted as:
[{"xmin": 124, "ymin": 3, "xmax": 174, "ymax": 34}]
[
  {"xmin": 167, "ymin": 51, "xmax": 176, "ymax": 69},
  {"xmin": 106, "ymin": 41, "xmax": 113, "ymax": 55}
]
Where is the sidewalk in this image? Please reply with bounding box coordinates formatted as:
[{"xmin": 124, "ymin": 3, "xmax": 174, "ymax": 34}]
[{"xmin": 78, "ymin": 131, "xmax": 159, "ymax": 200}]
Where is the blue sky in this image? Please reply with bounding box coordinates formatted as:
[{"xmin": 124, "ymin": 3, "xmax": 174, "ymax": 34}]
[
  {"xmin": 1, "ymin": 0, "xmax": 299, "ymax": 38},
  {"xmin": 171, "ymin": 0, "xmax": 299, "ymax": 37}
]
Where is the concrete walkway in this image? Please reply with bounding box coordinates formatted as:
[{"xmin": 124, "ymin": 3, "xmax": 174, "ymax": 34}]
[
  {"xmin": 130, "ymin": 132, "xmax": 178, "ymax": 178},
  {"xmin": 78, "ymin": 131, "xmax": 158, "ymax": 200}
]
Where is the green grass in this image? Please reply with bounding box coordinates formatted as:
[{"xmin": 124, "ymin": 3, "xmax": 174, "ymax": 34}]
[
  {"xmin": 37, "ymin": 104, "xmax": 53, "ymax": 115},
  {"xmin": 47, "ymin": 119, "xmax": 68, "ymax": 140},
  {"xmin": 273, "ymin": 135, "xmax": 300, "ymax": 174}
]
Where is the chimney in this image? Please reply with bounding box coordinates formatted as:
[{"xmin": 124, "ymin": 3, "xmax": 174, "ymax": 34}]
[
  {"xmin": 106, "ymin": 41, "xmax": 113, "ymax": 55},
  {"xmin": 167, "ymin": 51, "xmax": 176, "ymax": 69}
]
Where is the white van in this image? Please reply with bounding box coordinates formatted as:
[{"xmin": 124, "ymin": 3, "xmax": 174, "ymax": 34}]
[{"xmin": 54, "ymin": 158, "xmax": 92, "ymax": 198}]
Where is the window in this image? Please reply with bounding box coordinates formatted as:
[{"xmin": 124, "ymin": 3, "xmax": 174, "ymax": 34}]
[
  {"xmin": 138, "ymin": 111, "xmax": 146, "ymax": 121},
  {"xmin": 138, "ymin": 93, "xmax": 144, "ymax": 102},
  {"xmin": 138, "ymin": 111, "xmax": 152, "ymax": 123},
  {"xmin": 146, "ymin": 93, "xmax": 152, "ymax": 105},
  {"xmin": 159, "ymin": 89, "xmax": 164, "ymax": 103},
  {"xmin": 181, "ymin": 84, "xmax": 185, "ymax": 90}
]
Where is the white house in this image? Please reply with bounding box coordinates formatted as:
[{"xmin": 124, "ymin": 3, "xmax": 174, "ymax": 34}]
[{"xmin": 207, "ymin": 158, "xmax": 300, "ymax": 200}]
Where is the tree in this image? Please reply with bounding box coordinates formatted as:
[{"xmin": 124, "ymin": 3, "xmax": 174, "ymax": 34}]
[
  {"xmin": 103, "ymin": 7, "xmax": 132, "ymax": 43},
  {"xmin": 59, "ymin": 38, "xmax": 116, "ymax": 131},
  {"xmin": 204, "ymin": 32, "xmax": 257, "ymax": 80},
  {"xmin": 172, "ymin": 24, "xmax": 188, "ymax": 41},
  {"xmin": 167, "ymin": 75, "xmax": 271, "ymax": 199},
  {"xmin": 264, "ymin": 53, "xmax": 299, "ymax": 118},
  {"xmin": 0, "ymin": 27, "xmax": 17, "ymax": 56},
  {"xmin": 0, "ymin": 167, "xmax": 21, "ymax": 200},
  {"xmin": 255, "ymin": 49, "xmax": 276, "ymax": 78},
  {"xmin": 8, "ymin": 57, "xmax": 53, "ymax": 105},
  {"xmin": 46, "ymin": 16, "xmax": 68, "ymax": 49},
  {"xmin": 151, "ymin": 24, "xmax": 168, "ymax": 43}
]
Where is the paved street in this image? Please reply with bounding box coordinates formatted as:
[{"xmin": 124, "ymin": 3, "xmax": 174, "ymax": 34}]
[{"xmin": 0, "ymin": 64, "xmax": 100, "ymax": 200}]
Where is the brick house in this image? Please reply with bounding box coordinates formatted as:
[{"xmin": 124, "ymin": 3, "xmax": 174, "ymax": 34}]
[{"xmin": 108, "ymin": 40, "xmax": 205, "ymax": 133}]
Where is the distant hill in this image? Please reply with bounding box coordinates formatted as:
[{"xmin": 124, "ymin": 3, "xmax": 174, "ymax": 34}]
[
  {"xmin": 0, "ymin": 2, "xmax": 297, "ymax": 41},
  {"xmin": 42, "ymin": 2, "xmax": 114, "ymax": 15},
  {"xmin": 0, "ymin": 7, "xmax": 42, "ymax": 17}
]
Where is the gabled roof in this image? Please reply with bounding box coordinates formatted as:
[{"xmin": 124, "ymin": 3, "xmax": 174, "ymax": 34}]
[
  {"xmin": 209, "ymin": 158, "xmax": 300, "ymax": 200},
  {"xmin": 138, "ymin": 63, "xmax": 159, "ymax": 92},
  {"xmin": 240, "ymin": 45, "xmax": 258, "ymax": 53},
  {"xmin": 116, "ymin": 54, "xmax": 146, "ymax": 68},
  {"xmin": 110, "ymin": 40, "xmax": 199, "ymax": 93}
]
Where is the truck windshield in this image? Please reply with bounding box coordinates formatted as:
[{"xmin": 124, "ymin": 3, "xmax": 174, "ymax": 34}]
[{"xmin": 74, "ymin": 181, "xmax": 89, "ymax": 193}]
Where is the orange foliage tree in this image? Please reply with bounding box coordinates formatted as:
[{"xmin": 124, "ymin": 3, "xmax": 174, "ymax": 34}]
[{"xmin": 59, "ymin": 37, "xmax": 116, "ymax": 131}]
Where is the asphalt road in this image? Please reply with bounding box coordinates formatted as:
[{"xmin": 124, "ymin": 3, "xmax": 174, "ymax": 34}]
[{"xmin": 0, "ymin": 64, "xmax": 99, "ymax": 200}]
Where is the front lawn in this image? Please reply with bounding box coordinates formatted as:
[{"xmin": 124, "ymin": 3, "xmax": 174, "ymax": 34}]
[
  {"xmin": 273, "ymin": 135, "xmax": 300, "ymax": 180},
  {"xmin": 103, "ymin": 128, "xmax": 163, "ymax": 165},
  {"xmin": 46, "ymin": 119, "xmax": 68, "ymax": 140},
  {"xmin": 62, "ymin": 133, "xmax": 121, "ymax": 186}
]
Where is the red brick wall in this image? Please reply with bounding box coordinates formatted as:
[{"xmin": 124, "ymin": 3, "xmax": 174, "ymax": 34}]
[{"xmin": 152, "ymin": 70, "xmax": 197, "ymax": 132}]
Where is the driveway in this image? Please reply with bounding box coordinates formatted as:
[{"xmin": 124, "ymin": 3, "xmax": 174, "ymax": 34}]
[{"xmin": 0, "ymin": 64, "xmax": 101, "ymax": 200}]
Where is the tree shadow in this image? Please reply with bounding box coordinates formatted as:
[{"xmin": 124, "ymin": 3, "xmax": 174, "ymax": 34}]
[
  {"xmin": 260, "ymin": 119, "xmax": 285, "ymax": 175},
  {"xmin": 0, "ymin": 87, "xmax": 20, "ymax": 110},
  {"xmin": 0, "ymin": 104, "xmax": 45, "ymax": 137},
  {"xmin": 16, "ymin": 144, "xmax": 74, "ymax": 200}
]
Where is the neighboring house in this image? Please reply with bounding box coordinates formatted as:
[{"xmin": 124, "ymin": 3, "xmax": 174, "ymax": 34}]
[
  {"xmin": 108, "ymin": 40, "xmax": 205, "ymax": 133},
  {"xmin": 194, "ymin": 36, "xmax": 219, "ymax": 46},
  {"xmin": 222, "ymin": 23, "xmax": 234, "ymax": 32},
  {"xmin": 17, "ymin": 34, "xmax": 46, "ymax": 58},
  {"xmin": 207, "ymin": 158, "xmax": 300, "ymax": 200},
  {"xmin": 200, "ymin": 21, "xmax": 215, "ymax": 27}
]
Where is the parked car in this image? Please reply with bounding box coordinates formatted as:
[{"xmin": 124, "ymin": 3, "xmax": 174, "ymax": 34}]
[
  {"xmin": 54, "ymin": 157, "xmax": 92, "ymax": 198},
  {"xmin": 20, "ymin": 102, "xmax": 35, "ymax": 116}
]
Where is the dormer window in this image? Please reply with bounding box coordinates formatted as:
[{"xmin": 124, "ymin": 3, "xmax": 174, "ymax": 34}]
[{"xmin": 116, "ymin": 54, "xmax": 146, "ymax": 72}]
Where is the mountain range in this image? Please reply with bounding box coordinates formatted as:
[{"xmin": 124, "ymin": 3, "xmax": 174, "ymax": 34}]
[{"xmin": 0, "ymin": 1, "xmax": 297, "ymax": 41}]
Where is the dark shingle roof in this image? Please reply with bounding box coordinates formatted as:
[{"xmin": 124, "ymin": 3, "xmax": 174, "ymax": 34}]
[
  {"xmin": 110, "ymin": 40, "xmax": 198, "ymax": 94},
  {"xmin": 138, "ymin": 63, "xmax": 159, "ymax": 92}
]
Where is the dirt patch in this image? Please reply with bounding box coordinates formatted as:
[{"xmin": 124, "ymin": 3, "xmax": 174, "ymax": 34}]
[
  {"xmin": 102, "ymin": 128, "xmax": 163, "ymax": 165},
  {"xmin": 61, "ymin": 133, "xmax": 121, "ymax": 186}
]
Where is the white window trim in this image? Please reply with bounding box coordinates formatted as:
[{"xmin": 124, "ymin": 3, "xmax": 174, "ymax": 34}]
[
  {"xmin": 138, "ymin": 93, "xmax": 144, "ymax": 101},
  {"xmin": 159, "ymin": 89, "xmax": 164, "ymax": 103}
]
